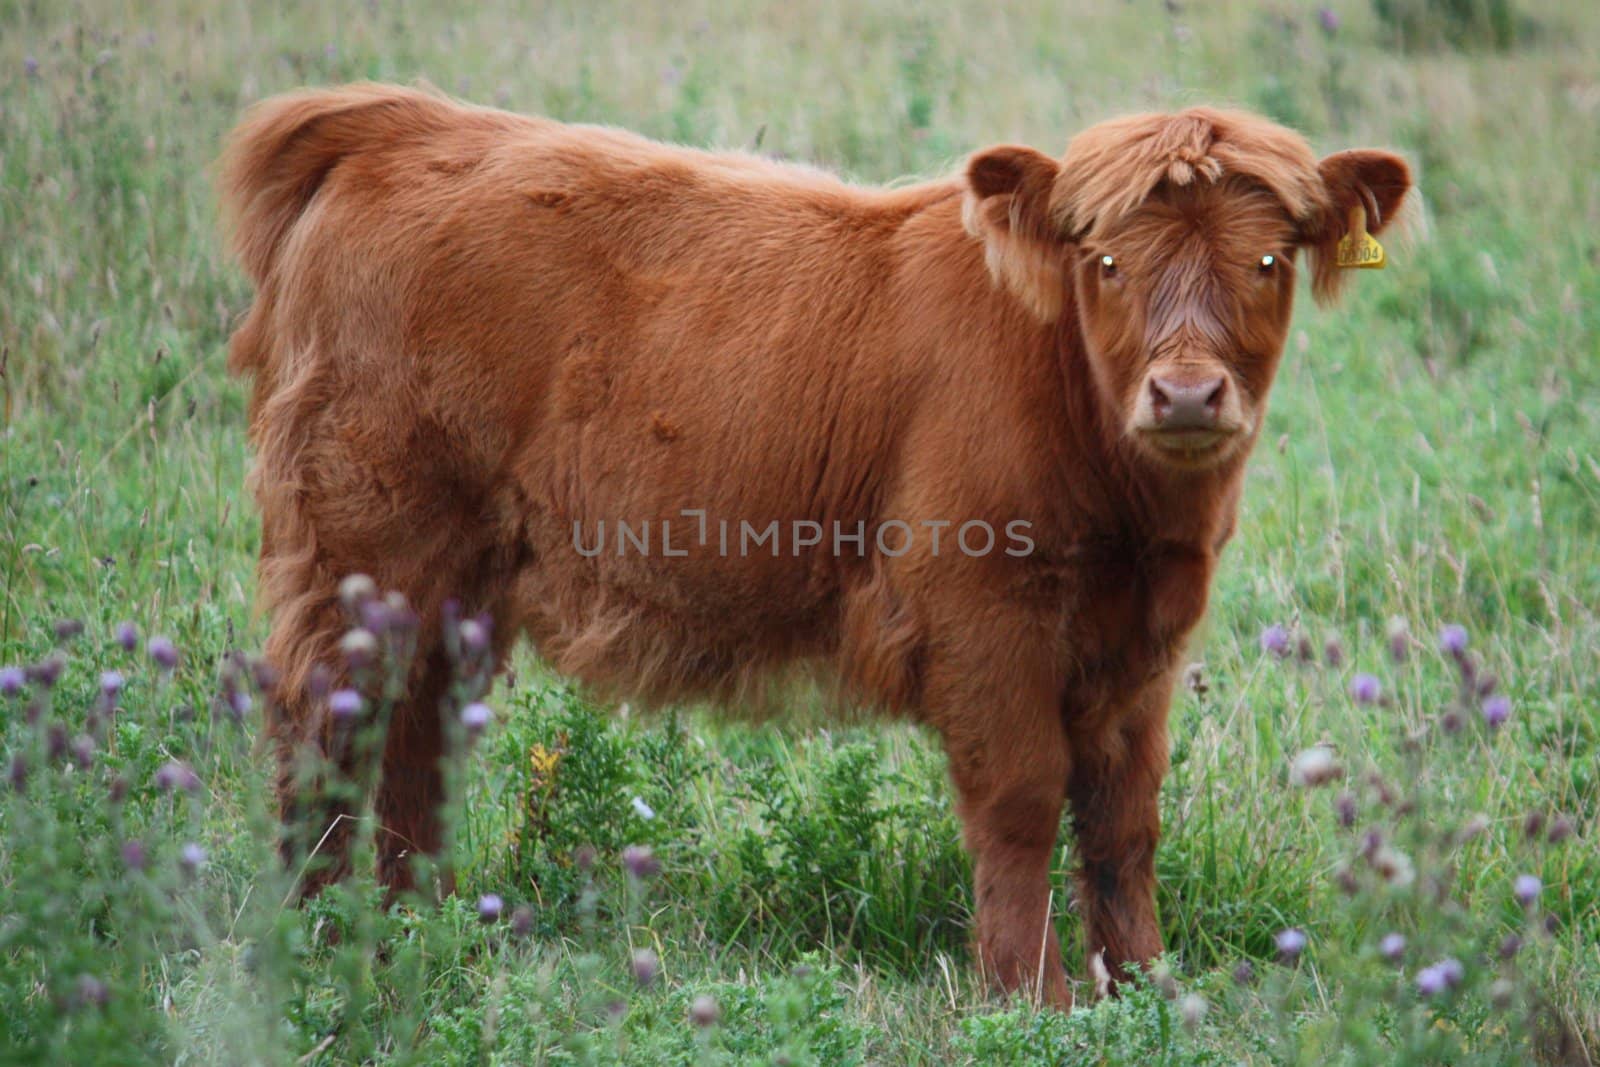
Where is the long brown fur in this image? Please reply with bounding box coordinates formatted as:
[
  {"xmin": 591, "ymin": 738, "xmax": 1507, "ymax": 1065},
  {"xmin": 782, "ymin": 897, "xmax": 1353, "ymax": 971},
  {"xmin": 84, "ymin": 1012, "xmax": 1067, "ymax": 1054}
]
[{"xmin": 219, "ymin": 83, "xmax": 1409, "ymax": 1008}]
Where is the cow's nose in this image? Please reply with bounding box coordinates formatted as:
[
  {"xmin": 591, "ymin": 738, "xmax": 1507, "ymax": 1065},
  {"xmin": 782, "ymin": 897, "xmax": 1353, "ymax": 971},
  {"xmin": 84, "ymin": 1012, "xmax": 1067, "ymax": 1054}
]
[{"xmin": 1149, "ymin": 376, "xmax": 1226, "ymax": 430}]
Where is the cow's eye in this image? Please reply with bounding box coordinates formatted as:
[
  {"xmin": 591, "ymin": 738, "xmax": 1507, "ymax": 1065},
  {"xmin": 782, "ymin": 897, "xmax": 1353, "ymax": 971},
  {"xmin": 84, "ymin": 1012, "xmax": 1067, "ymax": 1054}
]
[
  {"xmin": 1258, "ymin": 253, "xmax": 1277, "ymax": 273},
  {"xmin": 1100, "ymin": 254, "xmax": 1117, "ymax": 278}
]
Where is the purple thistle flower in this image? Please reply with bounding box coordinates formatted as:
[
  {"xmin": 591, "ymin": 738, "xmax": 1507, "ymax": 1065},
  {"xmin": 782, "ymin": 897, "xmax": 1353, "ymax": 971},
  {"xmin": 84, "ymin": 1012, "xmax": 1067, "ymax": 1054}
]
[
  {"xmin": 1415, "ymin": 965, "xmax": 1446, "ymax": 997},
  {"xmin": 225, "ymin": 686, "xmax": 252, "ymax": 720},
  {"xmin": 115, "ymin": 621, "xmax": 138, "ymax": 651},
  {"xmin": 1323, "ymin": 636, "xmax": 1344, "ymax": 668},
  {"xmin": 340, "ymin": 628, "xmax": 378, "ymax": 670},
  {"xmin": 1289, "ymin": 747, "xmax": 1341, "ymax": 788},
  {"xmin": 9, "ymin": 753, "xmax": 27, "ymax": 793},
  {"xmin": 458, "ymin": 618, "xmax": 490, "ymax": 656},
  {"xmin": 690, "ymin": 994, "xmax": 719, "ymax": 1027},
  {"xmin": 1499, "ymin": 934, "xmax": 1523, "ymax": 960},
  {"xmin": 54, "ymin": 618, "xmax": 85, "ymax": 643},
  {"xmin": 47, "ymin": 723, "xmax": 68, "ymax": 762},
  {"xmin": 1482, "ymin": 694, "xmax": 1511, "ymax": 729},
  {"xmin": 1349, "ymin": 673, "xmax": 1381, "ymax": 704},
  {"xmin": 1335, "ymin": 791, "xmax": 1357, "ymax": 827},
  {"xmin": 622, "ymin": 844, "xmax": 661, "ymax": 881},
  {"xmin": 70, "ymin": 734, "xmax": 94, "ymax": 770},
  {"xmin": 1438, "ymin": 624, "xmax": 1468, "ymax": 656},
  {"xmin": 1275, "ymin": 927, "xmax": 1307, "ymax": 961},
  {"xmin": 147, "ymin": 636, "xmax": 179, "ymax": 671},
  {"xmin": 510, "ymin": 905, "xmax": 535, "ymax": 937},
  {"xmin": 250, "ymin": 658, "xmax": 279, "ymax": 695},
  {"xmin": 1438, "ymin": 958, "xmax": 1465, "ymax": 988},
  {"xmin": 180, "ymin": 842, "xmax": 207, "ymax": 874},
  {"xmin": 100, "ymin": 670, "xmax": 125, "ymax": 699},
  {"xmin": 461, "ymin": 701, "xmax": 492, "ymax": 737},
  {"xmin": 108, "ymin": 774, "xmax": 128, "ymax": 803},
  {"xmin": 1548, "ymin": 815, "xmax": 1574, "ymax": 844},
  {"xmin": 1523, "ymin": 811, "xmax": 1546, "ymax": 840},
  {"xmin": 1, "ymin": 666, "xmax": 25, "ymax": 696},
  {"xmin": 1387, "ymin": 617, "xmax": 1410, "ymax": 663},
  {"xmin": 121, "ymin": 839, "xmax": 147, "ymax": 871},
  {"xmin": 1317, "ymin": 6, "xmax": 1341, "ymax": 34},
  {"xmin": 329, "ymin": 689, "xmax": 363, "ymax": 721},
  {"xmin": 339, "ymin": 573, "xmax": 377, "ymax": 610},
  {"xmin": 384, "ymin": 592, "xmax": 418, "ymax": 633},
  {"xmin": 1379, "ymin": 932, "xmax": 1406, "ymax": 961},
  {"xmin": 76, "ymin": 974, "xmax": 109, "ymax": 1008},
  {"xmin": 632, "ymin": 947, "xmax": 660, "ymax": 987},
  {"xmin": 359, "ymin": 600, "xmax": 391, "ymax": 635},
  {"xmin": 477, "ymin": 893, "xmax": 503, "ymax": 923},
  {"xmin": 1231, "ymin": 960, "xmax": 1255, "ymax": 986},
  {"xmin": 1514, "ymin": 874, "xmax": 1542, "ymax": 907},
  {"xmin": 1259, "ymin": 624, "xmax": 1290, "ymax": 657},
  {"xmin": 154, "ymin": 759, "xmax": 201, "ymax": 794},
  {"xmin": 29, "ymin": 652, "xmax": 66, "ymax": 688}
]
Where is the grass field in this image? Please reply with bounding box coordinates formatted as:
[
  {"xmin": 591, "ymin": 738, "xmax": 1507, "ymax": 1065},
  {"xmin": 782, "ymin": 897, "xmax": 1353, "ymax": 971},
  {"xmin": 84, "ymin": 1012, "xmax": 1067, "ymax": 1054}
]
[{"xmin": 3, "ymin": 0, "xmax": 1599, "ymax": 1063}]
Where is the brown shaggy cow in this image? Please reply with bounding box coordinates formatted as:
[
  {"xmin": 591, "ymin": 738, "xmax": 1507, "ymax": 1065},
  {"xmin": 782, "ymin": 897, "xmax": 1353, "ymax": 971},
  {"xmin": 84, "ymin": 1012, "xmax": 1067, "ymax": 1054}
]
[{"xmin": 219, "ymin": 84, "xmax": 1409, "ymax": 1007}]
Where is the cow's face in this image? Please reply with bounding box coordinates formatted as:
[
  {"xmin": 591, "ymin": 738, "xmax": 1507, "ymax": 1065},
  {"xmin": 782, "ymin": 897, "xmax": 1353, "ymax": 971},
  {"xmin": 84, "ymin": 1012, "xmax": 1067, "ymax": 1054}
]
[
  {"xmin": 1073, "ymin": 178, "xmax": 1297, "ymax": 469},
  {"xmin": 963, "ymin": 110, "xmax": 1410, "ymax": 472}
]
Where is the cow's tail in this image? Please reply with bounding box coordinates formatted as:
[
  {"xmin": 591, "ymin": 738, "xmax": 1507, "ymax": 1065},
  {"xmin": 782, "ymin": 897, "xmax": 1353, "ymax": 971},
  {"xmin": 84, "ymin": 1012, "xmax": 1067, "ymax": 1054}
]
[{"xmin": 217, "ymin": 83, "xmax": 451, "ymax": 376}]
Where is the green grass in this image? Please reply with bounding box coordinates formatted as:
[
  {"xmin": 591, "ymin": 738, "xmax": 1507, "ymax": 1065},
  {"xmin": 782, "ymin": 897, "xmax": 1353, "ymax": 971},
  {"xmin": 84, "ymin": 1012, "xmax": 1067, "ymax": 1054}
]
[{"xmin": 3, "ymin": 0, "xmax": 1599, "ymax": 1063}]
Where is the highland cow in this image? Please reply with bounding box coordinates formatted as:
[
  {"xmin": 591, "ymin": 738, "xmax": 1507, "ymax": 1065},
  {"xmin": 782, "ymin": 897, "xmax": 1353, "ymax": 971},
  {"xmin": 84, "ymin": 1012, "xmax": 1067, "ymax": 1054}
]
[{"xmin": 219, "ymin": 84, "xmax": 1409, "ymax": 1007}]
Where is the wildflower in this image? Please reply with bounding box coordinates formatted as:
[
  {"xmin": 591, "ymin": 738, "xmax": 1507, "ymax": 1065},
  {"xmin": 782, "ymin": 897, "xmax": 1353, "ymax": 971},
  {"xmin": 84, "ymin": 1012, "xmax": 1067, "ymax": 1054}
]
[
  {"xmin": 510, "ymin": 905, "xmax": 535, "ymax": 937},
  {"xmin": 1476, "ymin": 672, "xmax": 1498, "ymax": 698},
  {"xmin": 340, "ymin": 628, "xmax": 379, "ymax": 670},
  {"xmin": 180, "ymin": 842, "xmax": 207, "ymax": 874},
  {"xmin": 1547, "ymin": 815, "xmax": 1574, "ymax": 844},
  {"xmin": 1415, "ymin": 965, "xmax": 1446, "ymax": 997},
  {"xmin": 147, "ymin": 636, "xmax": 179, "ymax": 671},
  {"xmin": 631, "ymin": 795, "xmax": 657, "ymax": 820},
  {"xmin": 108, "ymin": 774, "xmax": 128, "ymax": 803},
  {"xmin": 1371, "ymin": 845, "xmax": 1415, "ymax": 888},
  {"xmin": 1438, "ymin": 958, "xmax": 1465, "ymax": 988},
  {"xmin": 115, "ymin": 621, "xmax": 139, "ymax": 651},
  {"xmin": 1514, "ymin": 874, "xmax": 1541, "ymax": 907},
  {"xmin": 1179, "ymin": 993, "xmax": 1207, "ymax": 1031},
  {"xmin": 223, "ymin": 685, "xmax": 252, "ymax": 721},
  {"xmin": 29, "ymin": 653, "xmax": 66, "ymax": 688},
  {"xmin": 1259, "ymin": 624, "xmax": 1290, "ymax": 657},
  {"xmin": 359, "ymin": 600, "xmax": 391, "ymax": 634},
  {"xmin": 1231, "ymin": 960, "xmax": 1255, "ymax": 986},
  {"xmin": 9, "ymin": 754, "xmax": 27, "ymax": 793},
  {"xmin": 121, "ymin": 839, "xmax": 147, "ymax": 871},
  {"xmin": 1438, "ymin": 624, "xmax": 1468, "ymax": 656},
  {"xmin": 100, "ymin": 670, "xmax": 125, "ymax": 699},
  {"xmin": 1481, "ymin": 694, "xmax": 1511, "ymax": 729},
  {"xmin": 1386, "ymin": 617, "xmax": 1410, "ymax": 662},
  {"xmin": 250, "ymin": 658, "xmax": 279, "ymax": 694},
  {"xmin": 47, "ymin": 724, "xmax": 67, "ymax": 762},
  {"xmin": 1489, "ymin": 978, "xmax": 1515, "ymax": 1010},
  {"xmin": 1275, "ymin": 927, "xmax": 1307, "ymax": 961},
  {"xmin": 1295, "ymin": 634, "xmax": 1315, "ymax": 663},
  {"xmin": 458, "ymin": 618, "xmax": 490, "ymax": 656},
  {"xmin": 1335, "ymin": 790, "xmax": 1357, "ymax": 827},
  {"xmin": 461, "ymin": 701, "xmax": 492, "ymax": 737},
  {"xmin": 1349, "ymin": 673, "xmax": 1381, "ymax": 704},
  {"xmin": 1456, "ymin": 813, "xmax": 1490, "ymax": 843},
  {"xmin": 575, "ymin": 844, "xmax": 598, "ymax": 872},
  {"xmin": 690, "ymin": 994, "xmax": 720, "ymax": 1027},
  {"xmin": 477, "ymin": 893, "xmax": 503, "ymax": 923},
  {"xmin": 25, "ymin": 55, "xmax": 40, "ymax": 78},
  {"xmin": 0, "ymin": 666, "xmax": 25, "ymax": 696},
  {"xmin": 329, "ymin": 689, "xmax": 363, "ymax": 721},
  {"xmin": 384, "ymin": 592, "xmax": 418, "ymax": 633},
  {"xmin": 76, "ymin": 974, "xmax": 109, "ymax": 1008},
  {"xmin": 1323, "ymin": 636, "xmax": 1344, "ymax": 668},
  {"xmin": 339, "ymin": 573, "xmax": 377, "ymax": 610},
  {"xmin": 70, "ymin": 734, "xmax": 94, "ymax": 770},
  {"xmin": 632, "ymin": 947, "xmax": 659, "ymax": 987},
  {"xmin": 1499, "ymin": 934, "xmax": 1522, "ymax": 959},
  {"xmin": 1523, "ymin": 811, "xmax": 1546, "ymax": 840},
  {"xmin": 1316, "ymin": 6, "xmax": 1341, "ymax": 34},
  {"xmin": 1379, "ymin": 932, "xmax": 1406, "ymax": 961},
  {"xmin": 54, "ymin": 618, "xmax": 85, "ymax": 643},
  {"xmin": 155, "ymin": 759, "xmax": 201, "ymax": 794},
  {"xmin": 1289, "ymin": 747, "xmax": 1341, "ymax": 788},
  {"xmin": 622, "ymin": 844, "xmax": 660, "ymax": 880}
]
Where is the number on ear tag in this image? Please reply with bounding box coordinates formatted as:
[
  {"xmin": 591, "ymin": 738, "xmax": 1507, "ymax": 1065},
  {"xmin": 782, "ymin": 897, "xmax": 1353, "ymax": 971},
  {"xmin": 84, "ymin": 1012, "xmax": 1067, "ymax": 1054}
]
[{"xmin": 1335, "ymin": 204, "xmax": 1386, "ymax": 269}]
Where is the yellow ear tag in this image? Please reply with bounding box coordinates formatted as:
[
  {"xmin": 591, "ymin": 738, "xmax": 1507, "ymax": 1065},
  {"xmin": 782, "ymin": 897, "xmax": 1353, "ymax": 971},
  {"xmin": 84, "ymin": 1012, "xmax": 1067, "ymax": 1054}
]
[{"xmin": 1335, "ymin": 204, "xmax": 1385, "ymax": 269}]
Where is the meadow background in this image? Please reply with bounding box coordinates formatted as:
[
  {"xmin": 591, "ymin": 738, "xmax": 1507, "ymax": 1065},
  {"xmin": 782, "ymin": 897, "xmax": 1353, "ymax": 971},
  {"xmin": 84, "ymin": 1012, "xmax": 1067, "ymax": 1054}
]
[{"xmin": 2, "ymin": 0, "xmax": 1598, "ymax": 1062}]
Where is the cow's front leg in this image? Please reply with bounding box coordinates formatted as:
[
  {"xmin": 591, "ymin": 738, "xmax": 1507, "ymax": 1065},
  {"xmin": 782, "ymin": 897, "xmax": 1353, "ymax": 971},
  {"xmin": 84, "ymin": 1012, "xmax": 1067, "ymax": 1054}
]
[
  {"xmin": 929, "ymin": 645, "xmax": 1072, "ymax": 1008},
  {"xmin": 1066, "ymin": 673, "xmax": 1173, "ymax": 987}
]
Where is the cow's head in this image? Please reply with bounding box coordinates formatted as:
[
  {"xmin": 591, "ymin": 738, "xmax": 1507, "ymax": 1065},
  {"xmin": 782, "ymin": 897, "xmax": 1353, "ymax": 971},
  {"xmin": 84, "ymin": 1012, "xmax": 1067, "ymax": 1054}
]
[{"xmin": 964, "ymin": 108, "xmax": 1410, "ymax": 470}]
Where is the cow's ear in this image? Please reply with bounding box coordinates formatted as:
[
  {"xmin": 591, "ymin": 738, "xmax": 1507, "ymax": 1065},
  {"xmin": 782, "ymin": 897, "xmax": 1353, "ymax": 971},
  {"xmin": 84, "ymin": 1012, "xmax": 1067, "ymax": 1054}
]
[
  {"xmin": 963, "ymin": 145, "xmax": 1068, "ymax": 322},
  {"xmin": 1303, "ymin": 149, "xmax": 1412, "ymax": 305}
]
